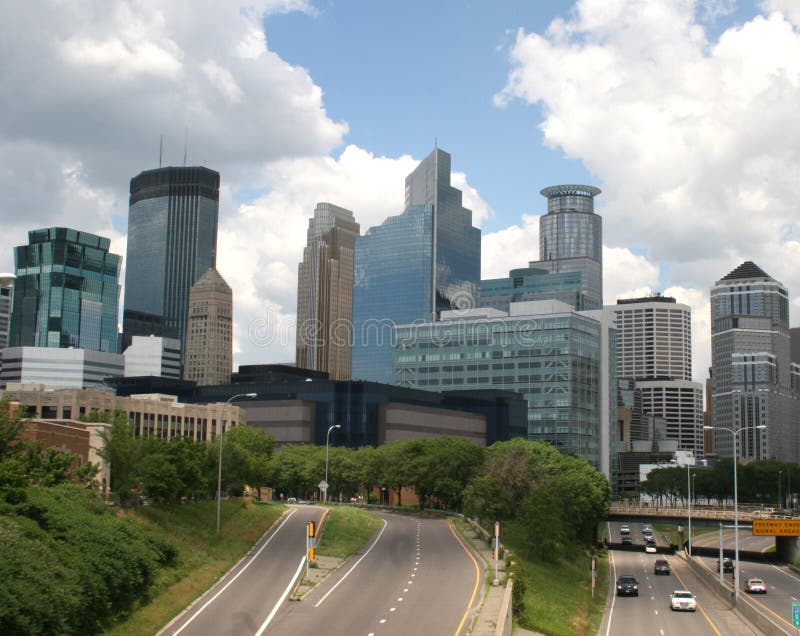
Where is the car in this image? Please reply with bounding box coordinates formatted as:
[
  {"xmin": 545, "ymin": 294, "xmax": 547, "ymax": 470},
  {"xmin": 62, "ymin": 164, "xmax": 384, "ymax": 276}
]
[
  {"xmin": 616, "ymin": 575, "xmax": 639, "ymax": 596},
  {"xmin": 645, "ymin": 541, "xmax": 657, "ymax": 553},
  {"xmin": 620, "ymin": 524, "xmax": 630, "ymax": 534},
  {"xmin": 643, "ymin": 531, "xmax": 654, "ymax": 542},
  {"xmin": 621, "ymin": 535, "xmax": 633, "ymax": 544},
  {"xmin": 670, "ymin": 590, "xmax": 697, "ymax": 612},
  {"xmin": 654, "ymin": 559, "xmax": 670, "ymax": 575},
  {"xmin": 717, "ymin": 557, "xmax": 734, "ymax": 573},
  {"xmin": 642, "ymin": 524, "xmax": 654, "ymax": 534},
  {"xmin": 744, "ymin": 578, "xmax": 767, "ymax": 594},
  {"xmin": 286, "ymin": 497, "xmax": 297, "ymax": 504}
]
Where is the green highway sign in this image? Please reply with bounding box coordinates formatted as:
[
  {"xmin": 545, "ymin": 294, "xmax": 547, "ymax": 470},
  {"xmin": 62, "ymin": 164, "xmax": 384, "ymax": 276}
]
[{"xmin": 792, "ymin": 602, "xmax": 800, "ymax": 628}]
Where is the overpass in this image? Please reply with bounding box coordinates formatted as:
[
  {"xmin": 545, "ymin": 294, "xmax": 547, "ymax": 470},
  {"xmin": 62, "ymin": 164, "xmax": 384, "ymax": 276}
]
[{"xmin": 609, "ymin": 503, "xmax": 800, "ymax": 561}]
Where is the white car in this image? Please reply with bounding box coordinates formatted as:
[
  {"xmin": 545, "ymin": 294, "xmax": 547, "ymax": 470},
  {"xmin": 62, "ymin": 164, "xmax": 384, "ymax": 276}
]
[
  {"xmin": 645, "ymin": 541, "xmax": 657, "ymax": 553},
  {"xmin": 620, "ymin": 524, "xmax": 630, "ymax": 534},
  {"xmin": 670, "ymin": 590, "xmax": 697, "ymax": 612},
  {"xmin": 745, "ymin": 578, "xmax": 767, "ymax": 594}
]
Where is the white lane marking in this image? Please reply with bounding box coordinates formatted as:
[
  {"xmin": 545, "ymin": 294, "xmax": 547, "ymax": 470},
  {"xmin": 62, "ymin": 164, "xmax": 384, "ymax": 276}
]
[
  {"xmin": 767, "ymin": 561, "xmax": 800, "ymax": 583},
  {"xmin": 379, "ymin": 619, "xmax": 386, "ymax": 624},
  {"xmin": 604, "ymin": 548, "xmax": 617, "ymax": 636},
  {"xmin": 397, "ymin": 597, "xmax": 403, "ymax": 602},
  {"xmin": 172, "ymin": 509, "xmax": 297, "ymax": 636},
  {"xmin": 403, "ymin": 588, "xmax": 408, "ymax": 592},
  {"xmin": 254, "ymin": 556, "xmax": 306, "ymax": 636},
  {"xmin": 408, "ymin": 581, "xmax": 413, "ymax": 584},
  {"xmin": 390, "ymin": 607, "xmax": 396, "ymax": 612},
  {"xmin": 314, "ymin": 518, "xmax": 389, "ymax": 608},
  {"xmin": 660, "ymin": 629, "xmax": 664, "ymax": 635}
]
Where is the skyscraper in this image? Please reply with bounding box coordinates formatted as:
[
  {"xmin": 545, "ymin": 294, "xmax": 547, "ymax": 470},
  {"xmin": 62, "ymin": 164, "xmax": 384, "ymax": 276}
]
[
  {"xmin": 529, "ymin": 184, "xmax": 603, "ymax": 309},
  {"xmin": 710, "ymin": 261, "xmax": 798, "ymax": 462},
  {"xmin": 0, "ymin": 274, "xmax": 15, "ymax": 351},
  {"xmin": 122, "ymin": 166, "xmax": 220, "ymax": 364},
  {"xmin": 183, "ymin": 267, "xmax": 232, "ymax": 386},
  {"xmin": 296, "ymin": 203, "xmax": 359, "ymax": 380},
  {"xmin": 8, "ymin": 228, "xmax": 121, "ymax": 352},
  {"xmin": 351, "ymin": 148, "xmax": 481, "ymax": 383}
]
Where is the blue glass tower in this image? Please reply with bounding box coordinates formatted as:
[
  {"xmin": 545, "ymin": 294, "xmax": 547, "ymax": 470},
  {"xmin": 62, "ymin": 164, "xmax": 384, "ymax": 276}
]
[
  {"xmin": 122, "ymin": 166, "xmax": 219, "ymax": 361},
  {"xmin": 351, "ymin": 148, "xmax": 481, "ymax": 383},
  {"xmin": 9, "ymin": 227, "xmax": 121, "ymax": 352},
  {"xmin": 479, "ymin": 266, "xmax": 586, "ymax": 312}
]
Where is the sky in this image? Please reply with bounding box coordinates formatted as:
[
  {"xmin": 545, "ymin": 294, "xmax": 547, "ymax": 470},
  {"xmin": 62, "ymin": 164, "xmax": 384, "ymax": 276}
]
[{"xmin": 2, "ymin": 0, "xmax": 799, "ymax": 384}]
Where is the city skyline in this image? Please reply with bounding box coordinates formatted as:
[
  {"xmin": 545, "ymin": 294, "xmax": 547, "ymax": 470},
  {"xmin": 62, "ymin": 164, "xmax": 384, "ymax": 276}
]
[{"xmin": 2, "ymin": 1, "xmax": 799, "ymax": 383}]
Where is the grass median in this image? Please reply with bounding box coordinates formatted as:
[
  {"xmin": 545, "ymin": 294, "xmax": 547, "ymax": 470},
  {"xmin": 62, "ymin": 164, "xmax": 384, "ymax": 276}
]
[{"xmin": 316, "ymin": 505, "xmax": 383, "ymax": 558}]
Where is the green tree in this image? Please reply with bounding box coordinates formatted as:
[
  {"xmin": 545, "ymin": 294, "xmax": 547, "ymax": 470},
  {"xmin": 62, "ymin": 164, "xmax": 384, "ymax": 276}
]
[
  {"xmin": 222, "ymin": 426, "xmax": 274, "ymax": 499},
  {"xmin": 94, "ymin": 410, "xmax": 141, "ymax": 507}
]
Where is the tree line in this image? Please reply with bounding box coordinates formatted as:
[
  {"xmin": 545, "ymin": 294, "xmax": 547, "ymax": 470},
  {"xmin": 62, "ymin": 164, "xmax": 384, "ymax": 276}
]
[{"xmin": 641, "ymin": 459, "xmax": 799, "ymax": 508}]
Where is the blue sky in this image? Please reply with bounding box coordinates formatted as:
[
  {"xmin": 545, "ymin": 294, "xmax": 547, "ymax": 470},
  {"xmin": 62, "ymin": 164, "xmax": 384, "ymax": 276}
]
[{"xmin": 2, "ymin": 0, "xmax": 799, "ymax": 382}]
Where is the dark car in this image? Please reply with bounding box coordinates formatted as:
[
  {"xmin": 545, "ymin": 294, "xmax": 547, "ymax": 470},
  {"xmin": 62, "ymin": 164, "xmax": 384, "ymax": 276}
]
[
  {"xmin": 616, "ymin": 575, "xmax": 639, "ymax": 596},
  {"xmin": 654, "ymin": 559, "xmax": 670, "ymax": 575},
  {"xmin": 717, "ymin": 557, "xmax": 734, "ymax": 573},
  {"xmin": 621, "ymin": 535, "xmax": 633, "ymax": 544}
]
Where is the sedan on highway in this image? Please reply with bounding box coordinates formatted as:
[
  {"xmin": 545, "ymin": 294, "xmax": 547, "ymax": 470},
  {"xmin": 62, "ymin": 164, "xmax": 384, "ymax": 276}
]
[
  {"xmin": 717, "ymin": 557, "xmax": 734, "ymax": 573},
  {"xmin": 616, "ymin": 575, "xmax": 639, "ymax": 596},
  {"xmin": 744, "ymin": 578, "xmax": 767, "ymax": 594},
  {"xmin": 644, "ymin": 541, "xmax": 657, "ymax": 553},
  {"xmin": 670, "ymin": 590, "xmax": 697, "ymax": 612},
  {"xmin": 654, "ymin": 559, "xmax": 670, "ymax": 575}
]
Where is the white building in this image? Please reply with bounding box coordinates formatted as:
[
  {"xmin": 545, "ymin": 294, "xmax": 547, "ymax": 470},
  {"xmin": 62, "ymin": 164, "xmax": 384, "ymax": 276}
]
[
  {"xmin": 123, "ymin": 335, "xmax": 181, "ymax": 379},
  {"xmin": 0, "ymin": 347, "xmax": 123, "ymax": 390}
]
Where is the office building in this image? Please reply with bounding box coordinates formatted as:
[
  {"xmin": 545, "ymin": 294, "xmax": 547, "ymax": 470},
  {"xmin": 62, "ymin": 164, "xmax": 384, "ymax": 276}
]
[
  {"xmin": 0, "ymin": 347, "xmax": 124, "ymax": 390},
  {"xmin": 8, "ymin": 228, "xmax": 121, "ymax": 352},
  {"xmin": 710, "ymin": 261, "xmax": 799, "ymax": 461},
  {"xmin": 296, "ymin": 203, "xmax": 359, "ymax": 380},
  {"xmin": 122, "ymin": 166, "xmax": 220, "ymax": 363},
  {"xmin": 0, "ymin": 274, "xmax": 14, "ymax": 351},
  {"xmin": 123, "ymin": 335, "xmax": 181, "ymax": 379},
  {"xmin": 183, "ymin": 268, "xmax": 232, "ymax": 386},
  {"xmin": 528, "ymin": 185, "xmax": 603, "ymax": 309},
  {"xmin": 479, "ymin": 266, "xmax": 586, "ymax": 312},
  {"xmin": 392, "ymin": 300, "xmax": 616, "ymax": 474},
  {"xmin": 352, "ymin": 148, "xmax": 481, "ymax": 383}
]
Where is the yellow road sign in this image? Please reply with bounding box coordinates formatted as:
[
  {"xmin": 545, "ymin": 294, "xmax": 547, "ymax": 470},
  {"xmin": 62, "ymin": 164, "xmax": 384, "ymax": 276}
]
[{"xmin": 752, "ymin": 519, "xmax": 800, "ymax": 536}]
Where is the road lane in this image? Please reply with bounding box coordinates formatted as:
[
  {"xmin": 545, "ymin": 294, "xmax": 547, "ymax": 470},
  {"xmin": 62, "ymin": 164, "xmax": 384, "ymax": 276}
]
[
  {"xmin": 266, "ymin": 511, "xmax": 482, "ymax": 635},
  {"xmin": 161, "ymin": 505, "xmax": 325, "ymax": 636}
]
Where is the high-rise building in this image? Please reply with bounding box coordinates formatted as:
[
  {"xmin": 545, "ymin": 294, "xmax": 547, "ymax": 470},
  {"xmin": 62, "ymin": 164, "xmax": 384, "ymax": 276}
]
[
  {"xmin": 393, "ymin": 300, "xmax": 616, "ymax": 474},
  {"xmin": 352, "ymin": 148, "xmax": 480, "ymax": 383},
  {"xmin": 609, "ymin": 295, "xmax": 703, "ymax": 454},
  {"xmin": 183, "ymin": 267, "xmax": 232, "ymax": 386},
  {"xmin": 8, "ymin": 228, "xmax": 121, "ymax": 352},
  {"xmin": 123, "ymin": 335, "xmax": 181, "ymax": 379},
  {"xmin": 529, "ymin": 185, "xmax": 603, "ymax": 309},
  {"xmin": 710, "ymin": 261, "xmax": 799, "ymax": 461},
  {"xmin": 296, "ymin": 203, "xmax": 359, "ymax": 380},
  {"xmin": 122, "ymin": 166, "xmax": 220, "ymax": 364},
  {"xmin": 0, "ymin": 274, "xmax": 15, "ymax": 351},
  {"xmin": 0, "ymin": 347, "xmax": 124, "ymax": 390},
  {"xmin": 479, "ymin": 266, "xmax": 586, "ymax": 312}
]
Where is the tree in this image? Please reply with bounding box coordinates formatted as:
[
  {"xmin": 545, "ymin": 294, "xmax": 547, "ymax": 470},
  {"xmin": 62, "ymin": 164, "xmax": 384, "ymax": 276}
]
[
  {"xmin": 94, "ymin": 410, "xmax": 141, "ymax": 507},
  {"xmin": 222, "ymin": 426, "xmax": 274, "ymax": 500}
]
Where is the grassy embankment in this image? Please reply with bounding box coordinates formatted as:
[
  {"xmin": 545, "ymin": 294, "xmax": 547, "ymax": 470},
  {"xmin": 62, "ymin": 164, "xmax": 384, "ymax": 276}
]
[
  {"xmin": 315, "ymin": 505, "xmax": 383, "ymax": 558},
  {"xmin": 104, "ymin": 499, "xmax": 283, "ymax": 636}
]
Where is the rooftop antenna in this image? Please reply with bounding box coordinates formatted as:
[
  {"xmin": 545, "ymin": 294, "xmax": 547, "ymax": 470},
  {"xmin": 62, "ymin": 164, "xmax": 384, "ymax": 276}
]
[
  {"xmin": 158, "ymin": 135, "xmax": 163, "ymax": 168},
  {"xmin": 183, "ymin": 127, "xmax": 188, "ymax": 166}
]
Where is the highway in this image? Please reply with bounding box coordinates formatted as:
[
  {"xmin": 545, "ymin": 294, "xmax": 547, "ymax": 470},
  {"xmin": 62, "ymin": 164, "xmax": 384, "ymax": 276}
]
[
  {"xmin": 161, "ymin": 505, "xmax": 326, "ymax": 636},
  {"xmin": 266, "ymin": 511, "xmax": 482, "ymax": 635},
  {"xmin": 602, "ymin": 522, "xmax": 761, "ymax": 635}
]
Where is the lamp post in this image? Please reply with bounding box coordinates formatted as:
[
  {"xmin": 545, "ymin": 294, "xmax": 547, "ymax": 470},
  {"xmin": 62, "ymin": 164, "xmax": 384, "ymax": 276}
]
[
  {"xmin": 217, "ymin": 393, "xmax": 257, "ymax": 534},
  {"xmin": 778, "ymin": 469, "xmax": 782, "ymax": 508},
  {"xmin": 703, "ymin": 423, "xmax": 766, "ymax": 599},
  {"xmin": 324, "ymin": 424, "xmax": 341, "ymax": 504},
  {"xmin": 687, "ymin": 462, "xmax": 692, "ymax": 556}
]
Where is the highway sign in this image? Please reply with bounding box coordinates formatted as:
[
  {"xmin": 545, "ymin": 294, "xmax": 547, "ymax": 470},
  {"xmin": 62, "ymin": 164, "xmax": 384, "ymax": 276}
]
[
  {"xmin": 752, "ymin": 519, "xmax": 800, "ymax": 536},
  {"xmin": 792, "ymin": 602, "xmax": 800, "ymax": 628}
]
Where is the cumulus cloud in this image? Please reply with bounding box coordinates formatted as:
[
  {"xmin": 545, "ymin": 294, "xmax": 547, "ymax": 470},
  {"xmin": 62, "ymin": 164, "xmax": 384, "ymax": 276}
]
[{"xmin": 497, "ymin": 0, "xmax": 800, "ymax": 381}]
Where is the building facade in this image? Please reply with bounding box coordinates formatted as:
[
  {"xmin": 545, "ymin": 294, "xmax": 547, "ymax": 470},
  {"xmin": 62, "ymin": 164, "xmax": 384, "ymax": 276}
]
[
  {"xmin": 479, "ymin": 266, "xmax": 586, "ymax": 312},
  {"xmin": 0, "ymin": 347, "xmax": 124, "ymax": 390},
  {"xmin": 392, "ymin": 300, "xmax": 615, "ymax": 473},
  {"xmin": 528, "ymin": 185, "xmax": 603, "ymax": 309},
  {"xmin": 122, "ymin": 166, "xmax": 220, "ymax": 363},
  {"xmin": 183, "ymin": 268, "xmax": 232, "ymax": 385},
  {"xmin": 9, "ymin": 228, "xmax": 121, "ymax": 352},
  {"xmin": 0, "ymin": 274, "xmax": 15, "ymax": 351},
  {"xmin": 296, "ymin": 203, "xmax": 359, "ymax": 380},
  {"xmin": 123, "ymin": 335, "xmax": 181, "ymax": 379},
  {"xmin": 710, "ymin": 261, "xmax": 798, "ymax": 461},
  {"xmin": 351, "ymin": 148, "xmax": 481, "ymax": 383}
]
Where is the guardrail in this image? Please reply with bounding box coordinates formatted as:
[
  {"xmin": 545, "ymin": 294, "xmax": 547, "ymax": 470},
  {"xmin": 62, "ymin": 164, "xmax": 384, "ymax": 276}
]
[{"xmin": 609, "ymin": 504, "xmax": 797, "ymax": 522}]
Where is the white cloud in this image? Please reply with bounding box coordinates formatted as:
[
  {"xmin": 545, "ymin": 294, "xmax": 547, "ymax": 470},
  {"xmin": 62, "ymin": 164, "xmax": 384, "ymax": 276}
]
[
  {"xmin": 497, "ymin": 0, "xmax": 800, "ymax": 382},
  {"xmin": 481, "ymin": 215, "xmax": 539, "ymax": 279}
]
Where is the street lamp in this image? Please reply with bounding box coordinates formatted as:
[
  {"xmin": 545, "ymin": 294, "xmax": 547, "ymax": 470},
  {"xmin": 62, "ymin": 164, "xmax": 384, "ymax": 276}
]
[
  {"xmin": 703, "ymin": 423, "xmax": 766, "ymax": 599},
  {"xmin": 217, "ymin": 393, "xmax": 257, "ymax": 534},
  {"xmin": 686, "ymin": 462, "xmax": 693, "ymax": 556},
  {"xmin": 324, "ymin": 424, "xmax": 341, "ymax": 504},
  {"xmin": 778, "ymin": 470, "xmax": 783, "ymax": 508}
]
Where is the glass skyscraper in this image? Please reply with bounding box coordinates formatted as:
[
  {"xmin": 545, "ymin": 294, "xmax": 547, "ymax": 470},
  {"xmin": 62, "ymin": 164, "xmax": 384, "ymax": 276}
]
[
  {"xmin": 122, "ymin": 166, "xmax": 219, "ymax": 363},
  {"xmin": 710, "ymin": 261, "xmax": 799, "ymax": 462},
  {"xmin": 8, "ymin": 227, "xmax": 121, "ymax": 352},
  {"xmin": 479, "ymin": 266, "xmax": 586, "ymax": 312},
  {"xmin": 351, "ymin": 148, "xmax": 480, "ymax": 383},
  {"xmin": 529, "ymin": 184, "xmax": 602, "ymax": 309}
]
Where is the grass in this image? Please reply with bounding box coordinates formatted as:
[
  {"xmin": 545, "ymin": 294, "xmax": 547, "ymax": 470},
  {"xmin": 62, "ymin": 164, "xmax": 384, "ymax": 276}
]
[
  {"xmin": 316, "ymin": 505, "xmax": 383, "ymax": 559},
  {"xmin": 654, "ymin": 522, "xmax": 718, "ymax": 545},
  {"xmin": 104, "ymin": 499, "xmax": 284, "ymax": 635},
  {"xmin": 502, "ymin": 523, "xmax": 607, "ymax": 636}
]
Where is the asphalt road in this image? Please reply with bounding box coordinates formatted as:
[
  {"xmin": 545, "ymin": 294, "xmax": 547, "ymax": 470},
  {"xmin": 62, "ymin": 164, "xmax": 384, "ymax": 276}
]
[
  {"xmin": 160, "ymin": 505, "xmax": 325, "ymax": 636},
  {"xmin": 265, "ymin": 511, "xmax": 483, "ymax": 635}
]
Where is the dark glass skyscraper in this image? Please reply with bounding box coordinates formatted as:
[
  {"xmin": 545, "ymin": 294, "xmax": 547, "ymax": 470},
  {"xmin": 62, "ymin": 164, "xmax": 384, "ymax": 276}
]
[
  {"xmin": 122, "ymin": 166, "xmax": 220, "ymax": 362},
  {"xmin": 530, "ymin": 184, "xmax": 602, "ymax": 309},
  {"xmin": 351, "ymin": 148, "xmax": 480, "ymax": 383},
  {"xmin": 8, "ymin": 228, "xmax": 121, "ymax": 352}
]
